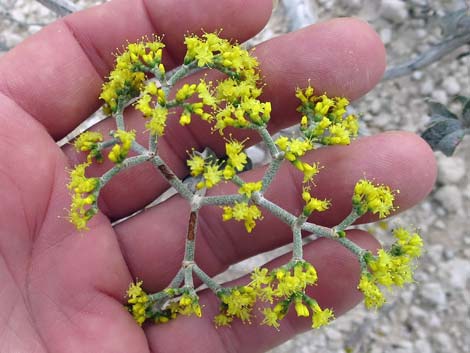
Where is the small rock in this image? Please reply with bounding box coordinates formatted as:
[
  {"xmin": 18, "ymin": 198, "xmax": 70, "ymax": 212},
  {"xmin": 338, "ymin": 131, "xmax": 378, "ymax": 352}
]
[
  {"xmin": 246, "ymin": 145, "xmax": 267, "ymax": 166},
  {"xmin": 419, "ymin": 282, "xmax": 447, "ymax": 307},
  {"xmin": 380, "ymin": 0, "xmax": 408, "ymax": 22},
  {"xmin": 380, "ymin": 27, "xmax": 393, "ymax": 45},
  {"xmin": 433, "ymin": 332, "xmax": 454, "ymax": 351},
  {"xmin": 437, "ymin": 156, "xmax": 466, "ymax": 184},
  {"xmin": 434, "ymin": 185, "xmax": 463, "ymax": 213},
  {"xmin": 409, "ymin": 306, "xmax": 428, "ymax": 320},
  {"xmin": 324, "ymin": 328, "xmax": 342, "ymax": 341},
  {"xmin": 412, "ymin": 71, "xmax": 424, "ymax": 80},
  {"xmin": 442, "ymin": 77, "xmax": 461, "ymax": 96},
  {"xmin": 414, "ymin": 339, "xmax": 432, "ymax": 353},
  {"xmin": 420, "ymin": 79, "xmax": 434, "ymax": 95},
  {"xmin": 441, "ymin": 258, "xmax": 470, "ymax": 289},
  {"xmin": 369, "ymin": 99, "xmax": 382, "ymax": 114},
  {"xmin": 431, "ymin": 89, "xmax": 448, "ymax": 104}
]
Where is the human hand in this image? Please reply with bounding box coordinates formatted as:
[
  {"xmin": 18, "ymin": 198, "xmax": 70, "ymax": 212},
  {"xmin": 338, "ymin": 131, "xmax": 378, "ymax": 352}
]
[{"xmin": 0, "ymin": 0, "xmax": 436, "ymax": 352}]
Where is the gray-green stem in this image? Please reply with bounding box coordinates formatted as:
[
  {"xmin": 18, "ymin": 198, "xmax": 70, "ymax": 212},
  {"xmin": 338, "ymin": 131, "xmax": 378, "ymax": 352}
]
[
  {"xmin": 193, "ymin": 265, "xmax": 223, "ymax": 294},
  {"xmin": 150, "ymin": 156, "xmax": 194, "ymax": 201}
]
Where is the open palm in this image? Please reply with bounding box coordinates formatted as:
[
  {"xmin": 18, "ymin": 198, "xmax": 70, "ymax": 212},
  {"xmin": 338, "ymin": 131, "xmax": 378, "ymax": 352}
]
[{"xmin": 0, "ymin": 1, "xmax": 436, "ymax": 352}]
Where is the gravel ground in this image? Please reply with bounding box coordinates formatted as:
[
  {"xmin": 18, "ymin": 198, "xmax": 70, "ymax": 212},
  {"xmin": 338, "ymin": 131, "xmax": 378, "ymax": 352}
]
[{"xmin": 1, "ymin": 1, "xmax": 469, "ymax": 353}]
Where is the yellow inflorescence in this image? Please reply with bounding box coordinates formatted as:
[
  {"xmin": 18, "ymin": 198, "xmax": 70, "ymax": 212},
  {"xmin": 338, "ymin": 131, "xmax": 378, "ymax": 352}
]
[
  {"xmin": 68, "ymin": 32, "xmax": 422, "ymax": 333},
  {"xmin": 67, "ymin": 162, "xmax": 99, "ymax": 230},
  {"xmin": 100, "ymin": 37, "xmax": 165, "ymax": 114},
  {"xmin": 296, "ymin": 86, "xmax": 358, "ymax": 145},
  {"xmin": 353, "ymin": 179, "xmax": 397, "ymax": 218},
  {"xmin": 302, "ymin": 187, "xmax": 330, "ymax": 216},
  {"xmin": 357, "ymin": 229, "xmax": 423, "ymax": 309},
  {"xmin": 222, "ymin": 202, "xmax": 263, "ymax": 233},
  {"xmin": 127, "ymin": 281, "xmax": 150, "ymax": 326},
  {"xmin": 215, "ymin": 261, "xmax": 333, "ymax": 330},
  {"xmin": 108, "ymin": 129, "xmax": 136, "ymax": 164}
]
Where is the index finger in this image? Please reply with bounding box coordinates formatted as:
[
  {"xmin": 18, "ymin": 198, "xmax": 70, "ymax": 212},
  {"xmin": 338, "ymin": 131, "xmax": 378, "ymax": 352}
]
[{"xmin": 0, "ymin": 0, "xmax": 272, "ymax": 140}]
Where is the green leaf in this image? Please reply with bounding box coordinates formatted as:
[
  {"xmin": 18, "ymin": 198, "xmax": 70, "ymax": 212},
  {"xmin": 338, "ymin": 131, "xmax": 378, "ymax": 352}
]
[
  {"xmin": 438, "ymin": 9, "xmax": 469, "ymax": 36},
  {"xmin": 427, "ymin": 101, "xmax": 458, "ymax": 120},
  {"xmin": 421, "ymin": 119, "xmax": 464, "ymax": 156},
  {"xmin": 463, "ymin": 100, "xmax": 470, "ymax": 126},
  {"xmin": 436, "ymin": 129, "xmax": 465, "ymax": 156}
]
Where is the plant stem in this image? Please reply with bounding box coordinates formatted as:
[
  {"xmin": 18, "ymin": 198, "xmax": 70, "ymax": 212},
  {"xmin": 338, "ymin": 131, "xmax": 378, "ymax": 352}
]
[
  {"xmin": 131, "ymin": 140, "xmax": 150, "ymax": 155},
  {"xmin": 150, "ymin": 156, "xmax": 194, "ymax": 201},
  {"xmin": 183, "ymin": 211, "xmax": 198, "ymax": 262},
  {"xmin": 193, "ymin": 265, "xmax": 223, "ymax": 294},
  {"xmin": 199, "ymin": 194, "xmax": 245, "ymax": 206},
  {"xmin": 292, "ymin": 226, "xmax": 303, "ymax": 261},
  {"xmin": 254, "ymin": 194, "xmax": 296, "ymax": 226},
  {"xmin": 167, "ymin": 61, "xmax": 199, "ymax": 88},
  {"xmin": 256, "ymin": 126, "xmax": 280, "ymax": 158},
  {"xmin": 261, "ymin": 156, "xmax": 283, "ymax": 192},
  {"xmin": 115, "ymin": 107, "xmax": 125, "ymax": 130},
  {"xmin": 99, "ymin": 154, "xmax": 150, "ymax": 187},
  {"xmin": 334, "ymin": 209, "xmax": 361, "ymax": 231}
]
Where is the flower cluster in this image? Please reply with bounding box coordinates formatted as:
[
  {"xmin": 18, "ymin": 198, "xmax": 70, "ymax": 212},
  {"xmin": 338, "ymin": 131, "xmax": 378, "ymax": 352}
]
[
  {"xmin": 108, "ymin": 129, "xmax": 136, "ymax": 164},
  {"xmin": 73, "ymin": 131, "xmax": 103, "ymax": 162},
  {"xmin": 302, "ymin": 187, "xmax": 330, "ymax": 216},
  {"xmin": 352, "ymin": 179, "xmax": 397, "ymax": 218},
  {"xmin": 358, "ymin": 228, "xmax": 423, "ymax": 309},
  {"xmin": 100, "ymin": 37, "xmax": 165, "ymax": 114},
  {"xmin": 67, "ymin": 32, "xmax": 424, "ymax": 335},
  {"xmin": 214, "ymin": 262, "xmax": 333, "ymax": 330},
  {"xmin": 296, "ymin": 86, "xmax": 359, "ymax": 145},
  {"xmin": 275, "ymin": 136, "xmax": 320, "ymax": 183},
  {"xmin": 67, "ymin": 162, "xmax": 99, "ymax": 230},
  {"xmin": 127, "ymin": 281, "xmax": 150, "ymax": 326},
  {"xmin": 222, "ymin": 201, "xmax": 263, "ymax": 233}
]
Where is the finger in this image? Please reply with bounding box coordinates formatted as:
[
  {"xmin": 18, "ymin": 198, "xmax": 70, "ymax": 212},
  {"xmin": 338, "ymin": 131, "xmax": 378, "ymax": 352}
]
[
  {"xmin": 114, "ymin": 131, "xmax": 436, "ymax": 293},
  {"xmin": 0, "ymin": 0, "xmax": 273, "ymax": 139},
  {"xmin": 144, "ymin": 230, "xmax": 380, "ymax": 353},
  {"xmin": 64, "ymin": 17, "xmax": 386, "ymax": 220}
]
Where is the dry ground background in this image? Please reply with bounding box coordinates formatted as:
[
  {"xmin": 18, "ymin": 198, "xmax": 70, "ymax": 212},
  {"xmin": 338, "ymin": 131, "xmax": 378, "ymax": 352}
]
[{"xmin": 1, "ymin": 1, "xmax": 469, "ymax": 352}]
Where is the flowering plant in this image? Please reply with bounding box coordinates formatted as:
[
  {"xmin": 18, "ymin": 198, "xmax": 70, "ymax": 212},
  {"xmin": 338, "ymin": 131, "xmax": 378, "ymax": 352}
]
[{"xmin": 68, "ymin": 32, "xmax": 423, "ymax": 330}]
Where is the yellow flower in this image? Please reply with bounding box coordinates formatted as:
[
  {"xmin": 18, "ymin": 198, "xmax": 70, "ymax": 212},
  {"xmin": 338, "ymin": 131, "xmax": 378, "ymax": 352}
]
[
  {"xmin": 311, "ymin": 303, "xmax": 334, "ymax": 328},
  {"xmin": 295, "ymin": 300, "xmax": 310, "ymax": 317},
  {"xmin": 220, "ymin": 287, "xmax": 257, "ymax": 323},
  {"xmin": 74, "ymin": 131, "xmax": 103, "ymax": 153},
  {"xmin": 239, "ymin": 181, "xmax": 263, "ymax": 198},
  {"xmin": 186, "ymin": 153, "xmax": 205, "ymax": 177},
  {"xmin": 214, "ymin": 313, "xmax": 233, "ymax": 327},
  {"xmin": 352, "ymin": 179, "xmax": 396, "ymax": 218},
  {"xmin": 357, "ymin": 274, "xmax": 386, "ymax": 310},
  {"xmin": 126, "ymin": 281, "xmax": 150, "ymax": 326},
  {"xmin": 108, "ymin": 130, "xmax": 136, "ymax": 163},
  {"xmin": 67, "ymin": 162, "xmax": 99, "ymax": 230},
  {"xmin": 146, "ymin": 107, "xmax": 168, "ymax": 136},
  {"xmin": 222, "ymin": 202, "xmax": 262, "ymax": 233},
  {"xmin": 261, "ymin": 307, "xmax": 281, "ymax": 329},
  {"xmin": 200, "ymin": 163, "xmax": 223, "ymax": 189},
  {"xmin": 175, "ymin": 83, "xmax": 197, "ymax": 102}
]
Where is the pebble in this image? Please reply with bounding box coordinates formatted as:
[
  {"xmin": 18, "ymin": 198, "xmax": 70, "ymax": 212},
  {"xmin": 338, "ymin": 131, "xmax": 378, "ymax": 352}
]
[
  {"xmin": 431, "ymin": 89, "xmax": 448, "ymax": 104},
  {"xmin": 442, "ymin": 77, "xmax": 461, "ymax": 96},
  {"xmin": 419, "ymin": 282, "xmax": 447, "ymax": 307},
  {"xmin": 246, "ymin": 145, "xmax": 267, "ymax": 166},
  {"xmin": 433, "ymin": 332, "xmax": 455, "ymax": 351},
  {"xmin": 380, "ymin": 0, "xmax": 408, "ymax": 22},
  {"xmin": 420, "ymin": 79, "xmax": 434, "ymax": 95},
  {"xmin": 434, "ymin": 185, "xmax": 463, "ymax": 213},
  {"xmin": 414, "ymin": 339, "xmax": 433, "ymax": 353},
  {"xmin": 441, "ymin": 258, "xmax": 470, "ymax": 289},
  {"xmin": 437, "ymin": 156, "xmax": 466, "ymax": 184},
  {"xmin": 411, "ymin": 71, "xmax": 424, "ymax": 81},
  {"xmin": 380, "ymin": 27, "xmax": 393, "ymax": 45}
]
